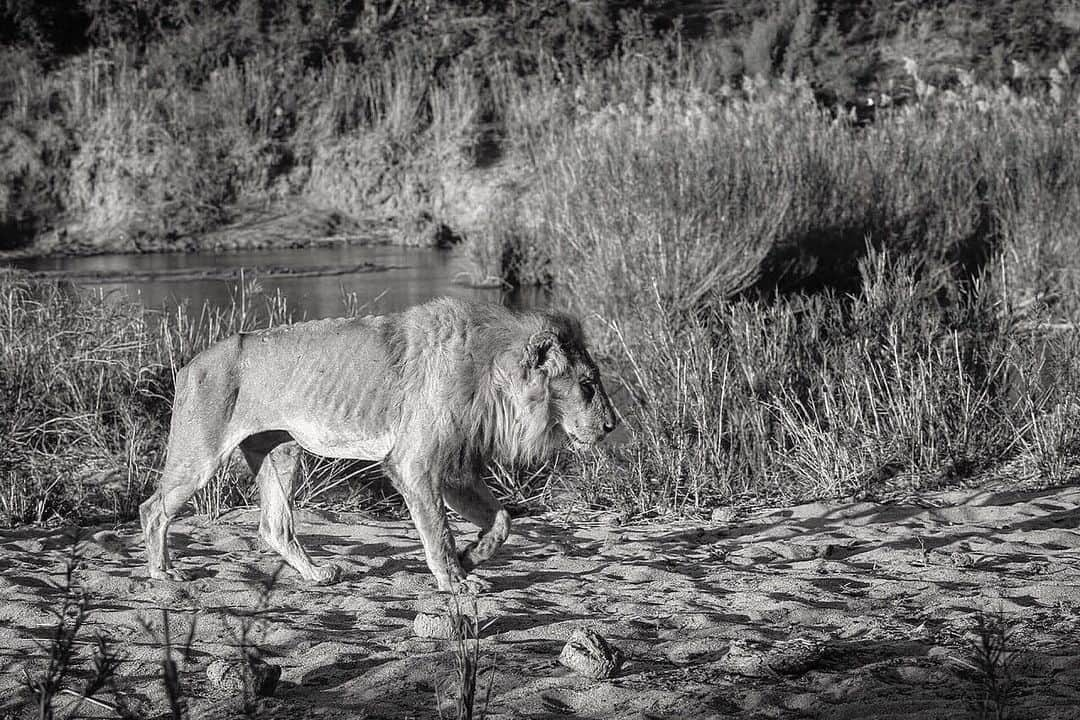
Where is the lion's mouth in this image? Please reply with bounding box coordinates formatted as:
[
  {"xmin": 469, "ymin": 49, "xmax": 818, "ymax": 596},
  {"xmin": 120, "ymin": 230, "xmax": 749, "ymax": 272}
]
[{"xmin": 564, "ymin": 431, "xmax": 595, "ymax": 450}]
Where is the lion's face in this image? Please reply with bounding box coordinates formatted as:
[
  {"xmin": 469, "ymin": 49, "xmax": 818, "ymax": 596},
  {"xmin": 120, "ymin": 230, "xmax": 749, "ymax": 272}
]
[
  {"xmin": 521, "ymin": 314, "xmax": 618, "ymax": 451},
  {"xmin": 548, "ymin": 351, "xmax": 618, "ymax": 450}
]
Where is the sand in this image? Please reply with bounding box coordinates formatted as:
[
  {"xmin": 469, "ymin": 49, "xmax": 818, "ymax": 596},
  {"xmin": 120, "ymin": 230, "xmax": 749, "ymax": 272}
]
[{"xmin": 3, "ymin": 484, "xmax": 1080, "ymax": 719}]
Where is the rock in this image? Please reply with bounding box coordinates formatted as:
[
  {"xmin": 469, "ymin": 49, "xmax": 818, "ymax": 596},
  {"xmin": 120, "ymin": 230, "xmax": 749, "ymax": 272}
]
[
  {"xmin": 558, "ymin": 627, "xmax": 623, "ymax": 679},
  {"xmin": 206, "ymin": 657, "xmax": 281, "ymax": 697},
  {"xmin": 598, "ymin": 512, "xmax": 622, "ymax": 527},
  {"xmin": 413, "ymin": 611, "xmax": 475, "ymax": 640},
  {"xmin": 766, "ymin": 638, "xmax": 825, "ymax": 675},
  {"xmin": 949, "ymin": 551, "xmax": 978, "ymax": 568},
  {"xmin": 719, "ymin": 640, "xmax": 772, "ymax": 677},
  {"xmin": 760, "ymin": 542, "xmax": 834, "ymax": 562},
  {"xmin": 721, "ymin": 638, "xmax": 824, "ymax": 678},
  {"xmin": 90, "ymin": 530, "xmax": 126, "ymax": 555},
  {"xmin": 14, "ymin": 538, "xmax": 45, "ymax": 554}
]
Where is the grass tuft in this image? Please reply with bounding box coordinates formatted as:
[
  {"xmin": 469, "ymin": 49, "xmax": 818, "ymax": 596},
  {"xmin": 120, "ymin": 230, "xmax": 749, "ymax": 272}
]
[
  {"xmin": 436, "ymin": 597, "xmax": 495, "ymax": 720},
  {"xmin": 950, "ymin": 609, "xmax": 1024, "ymax": 720}
]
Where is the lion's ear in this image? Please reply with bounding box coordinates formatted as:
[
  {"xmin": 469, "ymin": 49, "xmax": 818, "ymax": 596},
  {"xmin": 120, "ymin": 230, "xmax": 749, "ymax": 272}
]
[{"xmin": 522, "ymin": 330, "xmax": 568, "ymax": 377}]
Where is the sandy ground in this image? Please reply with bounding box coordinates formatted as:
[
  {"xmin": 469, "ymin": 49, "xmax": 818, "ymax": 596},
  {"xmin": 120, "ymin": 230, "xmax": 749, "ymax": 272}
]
[{"xmin": 3, "ymin": 485, "xmax": 1080, "ymax": 719}]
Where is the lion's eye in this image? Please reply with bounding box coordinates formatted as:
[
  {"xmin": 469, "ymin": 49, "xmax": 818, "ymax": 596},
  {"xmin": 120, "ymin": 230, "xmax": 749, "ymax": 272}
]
[{"xmin": 580, "ymin": 380, "xmax": 595, "ymax": 402}]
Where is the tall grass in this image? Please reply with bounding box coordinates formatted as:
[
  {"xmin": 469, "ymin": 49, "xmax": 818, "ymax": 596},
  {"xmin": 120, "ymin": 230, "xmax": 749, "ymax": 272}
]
[
  {"xmin": 0, "ymin": 279, "xmax": 168, "ymax": 523},
  {"xmin": 22, "ymin": 539, "xmax": 124, "ymax": 719},
  {"xmin": 1, "ymin": 33, "xmax": 491, "ymax": 250},
  {"xmin": 568, "ymin": 255, "xmax": 1080, "ymax": 516},
  {"xmin": 519, "ymin": 74, "xmax": 1080, "ymax": 515},
  {"xmin": 0, "ymin": 273, "xmax": 376, "ymax": 526},
  {"xmin": 6, "ymin": 35, "xmax": 1080, "ymax": 521}
]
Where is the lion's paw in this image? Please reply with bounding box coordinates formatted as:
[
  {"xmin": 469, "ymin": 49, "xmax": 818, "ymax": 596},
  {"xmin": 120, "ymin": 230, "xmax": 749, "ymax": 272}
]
[
  {"xmin": 454, "ymin": 576, "xmax": 492, "ymax": 595},
  {"xmin": 149, "ymin": 567, "xmax": 190, "ymax": 582},
  {"xmin": 309, "ymin": 563, "xmax": 342, "ymax": 586}
]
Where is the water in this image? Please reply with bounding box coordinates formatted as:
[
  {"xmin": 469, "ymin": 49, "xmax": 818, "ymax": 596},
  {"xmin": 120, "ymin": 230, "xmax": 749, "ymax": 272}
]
[{"xmin": 9, "ymin": 244, "xmax": 530, "ymax": 317}]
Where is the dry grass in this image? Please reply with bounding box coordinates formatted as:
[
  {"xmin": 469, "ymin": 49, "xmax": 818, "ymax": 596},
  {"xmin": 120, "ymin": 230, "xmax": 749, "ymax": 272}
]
[
  {"xmin": 137, "ymin": 609, "xmax": 198, "ymax": 720},
  {"xmin": 515, "ymin": 73, "xmax": 1080, "ymax": 516},
  {"xmin": 21, "ymin": 538, "xmax": 125, "ymax": 719},
  {"xmin": 950, "ymin": 609, "xmax": 1025, "ymax": 720},
  {"xmin": 0, "ymin": 273, "xmax": 380, "ymax": 526},
  {"xmin": 0, "ymin": 279, "xmax": 169, "ymax": 524},
  {"xmin": 436, "ymin": 597, "xmax": 495, "ymax": 720},
  {"xmin": 19, "ymin": 535, "xmax": 197, "ymax": 719},
  {"xmin": 5, "ymin": 41, "xmax": 1080, "ymax": 523}
]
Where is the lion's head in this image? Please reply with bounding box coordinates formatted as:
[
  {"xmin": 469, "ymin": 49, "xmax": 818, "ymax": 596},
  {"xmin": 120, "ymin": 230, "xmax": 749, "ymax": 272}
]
[
  {"xmin": 470, "ymin": 306, "xmax": 617, "ymax": 465},
  {"xmin": 519, "ymin": 311, "xmax": 618, "ymax": 452}
]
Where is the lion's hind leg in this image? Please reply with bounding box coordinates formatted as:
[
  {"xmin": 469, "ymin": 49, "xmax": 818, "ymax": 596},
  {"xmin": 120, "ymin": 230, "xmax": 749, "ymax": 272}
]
[
  {"xmin": 141, "ymin": 427, "xmax": 226, "ymax": 582},
  {"xmin": 443, "ymin": 477, "xmax": 511, "ymax": 573},
  {"xmin": 142, "ymin": 345, "xmax": 244, "ymax": 582},
  {"xmin": 246, "ymin": 439, "xmax": 341, "ymax": 586}
]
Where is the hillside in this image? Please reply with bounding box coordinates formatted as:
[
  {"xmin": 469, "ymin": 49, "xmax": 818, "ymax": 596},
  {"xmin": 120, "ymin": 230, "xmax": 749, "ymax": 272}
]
[{"xmin": 1, "ymin": 0, "xmax": 1077, "ymax": 256}]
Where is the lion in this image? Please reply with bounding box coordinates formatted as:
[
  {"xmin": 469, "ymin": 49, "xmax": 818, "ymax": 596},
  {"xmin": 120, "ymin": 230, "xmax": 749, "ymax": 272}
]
[{"xmin": 140, "ymin": 297, "xmax": 617, "ymax": 593}]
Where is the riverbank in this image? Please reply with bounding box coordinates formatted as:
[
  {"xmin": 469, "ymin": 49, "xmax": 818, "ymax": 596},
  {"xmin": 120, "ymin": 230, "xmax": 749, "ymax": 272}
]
[
  {"xmin": 0, "ymin": 201, "xmax": 394, "ymax": 259},
  {"xmin": 4, "ymin": 260, "xmax": 380, "ymax": 283},
  {"xmin": 5, "ymin": 3, "xmax": 1079, "ymax": 273}
]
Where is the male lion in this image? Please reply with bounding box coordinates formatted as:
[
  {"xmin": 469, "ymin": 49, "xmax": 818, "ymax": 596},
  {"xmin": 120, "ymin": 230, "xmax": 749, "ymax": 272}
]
[{"xmin": 140, "ymin": 297, "xmax": 617, "ymax": 593}]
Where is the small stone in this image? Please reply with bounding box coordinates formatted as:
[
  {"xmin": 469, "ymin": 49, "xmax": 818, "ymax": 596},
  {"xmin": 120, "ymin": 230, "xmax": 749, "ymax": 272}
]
[
  {"xmin": 206, "ymin": 657, "xmax": 280, "ymax": 697},
  {"xmin": 768, "ymin": 542, "xmax": 834, "ymax": 562},
  {"xmin": 766, "ymin": 638, "xmax": 824, "ymax": 675},
  {"xmin": 720, "ymin": 638, "xmax": 824, "ymax": 677},
  {"xmin": 719, "ymin": 640, "xmax": 772, "ymax": 677},
  {"xmin": 413, "ymin": 611, "xmax": 474, "ymax": 640},
  {"xmin": 90, "ymin": 531, "xmax": 126, "ymax": 555},
  {"xmin": 206, "ymin": 659, "xmax": 243, "ymax": 692},
  {"xmin": 14, "ymin": 538, "xmax": 44, "ymax": 554},
  {"xmin": 950, "ymin": 551, "xmax": 978, "ymax": 568},
  {"xmin": 558, "ymin": 627, "xmax": 623, "ymax": 679},
  {"xmin": 710, "ymin": 507, "xmax": 737, "ymax": 523},
  {"xmin": 599, "ymin": 513, "xmax": 621, "ymax": 527},
  {"xmin": 926, "ymin": 646, "xmax": 953, "ymax": 660}
]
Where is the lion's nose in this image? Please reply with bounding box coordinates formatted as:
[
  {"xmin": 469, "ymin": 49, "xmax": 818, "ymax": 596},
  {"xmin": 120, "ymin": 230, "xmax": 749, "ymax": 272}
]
[{"xmin": 603, "ymin": 415, "xmax": 617, "ymax": 434}]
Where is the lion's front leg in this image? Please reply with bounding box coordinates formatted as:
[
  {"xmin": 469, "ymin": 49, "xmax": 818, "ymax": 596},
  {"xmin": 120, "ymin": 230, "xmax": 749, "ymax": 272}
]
[
  {"xmin": 389, "ymin": 457, "xmax": 485, "ymax": 594},
  {"xmin": 443, "ymin": 474, "xmax": 511, "ymax": 573}
]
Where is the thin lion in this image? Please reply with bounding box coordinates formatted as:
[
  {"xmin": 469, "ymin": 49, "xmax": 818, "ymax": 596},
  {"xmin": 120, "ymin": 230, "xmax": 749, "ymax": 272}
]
[{"xmin": 140, "ymin": 297, "xmax": 617, "ymax": 593}]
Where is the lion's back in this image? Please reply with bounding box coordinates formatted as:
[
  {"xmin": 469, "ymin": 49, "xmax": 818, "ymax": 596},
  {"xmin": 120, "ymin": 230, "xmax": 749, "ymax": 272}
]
[{"xmin": 206, "ymin": 315, "xmax": 400, "ymax": 454}]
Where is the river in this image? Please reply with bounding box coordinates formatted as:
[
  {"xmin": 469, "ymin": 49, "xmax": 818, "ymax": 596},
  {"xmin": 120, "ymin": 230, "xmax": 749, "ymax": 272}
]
[{"xmin": 8, "ymin": 244, "xmax": 537, "ymax": 317}]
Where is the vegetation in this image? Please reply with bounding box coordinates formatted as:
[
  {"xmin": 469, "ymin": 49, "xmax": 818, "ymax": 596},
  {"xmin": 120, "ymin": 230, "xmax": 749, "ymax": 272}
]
[
  {"xmin": 436, "ymin": 598, "xmax": 494, "ymax": 720},
  {"xmin": 15, "ymin": 533, "xmax": 266, "ymax": 719},
  {"xmin": 4, "ymin": 1, "xmax": 1080, "ymax": 523},
  {"xmin": 22, "ymin": 540, "xmax": 127, "ymax": 719},
  {"xmin": 534, "ymin": 75, "xmax": 1080, "ymax": 514},
  {"xmin": 1, "ymin": 275, "xmax": 325, "ymax": 524},
  {"xmin": 951, "ymin": 609, "xmax": 1024, "ymax": 720},
  {"xmin": 2, "ymin": 1, "xmax": 1078, "ymax": 252}
]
